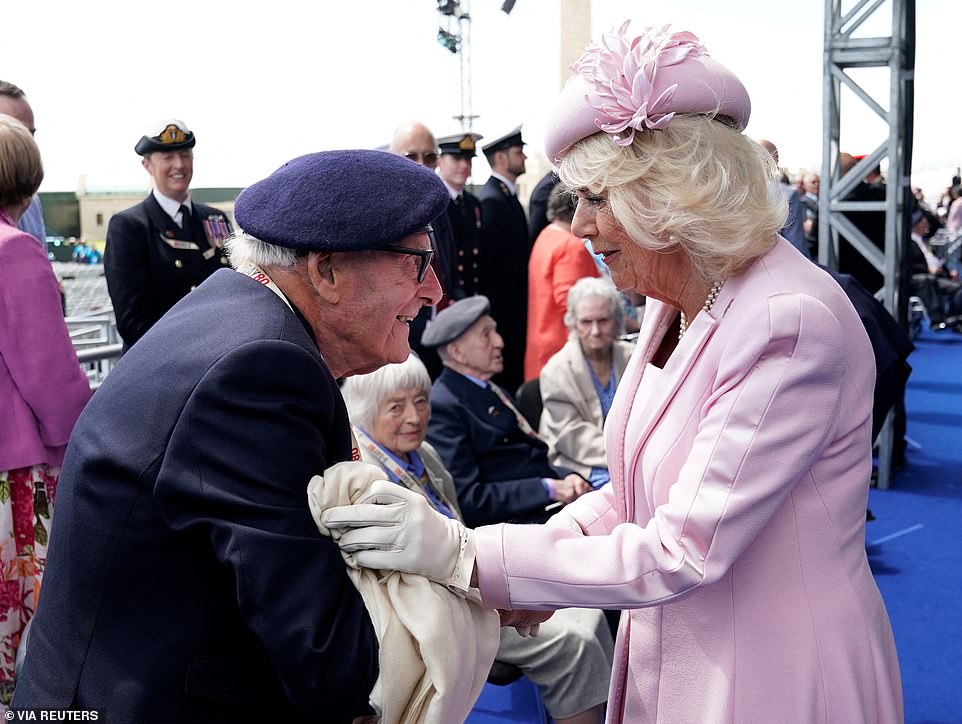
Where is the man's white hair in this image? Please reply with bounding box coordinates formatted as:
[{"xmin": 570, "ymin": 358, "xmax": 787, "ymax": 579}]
[{"xmin": 225, "ymin": 230, "xmax": 303, "ymax": 270}]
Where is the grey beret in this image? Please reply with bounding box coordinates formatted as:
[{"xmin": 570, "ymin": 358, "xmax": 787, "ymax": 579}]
[
  {"xmin": 421, "ymin": 295, "xmax": 491, "ymax": 348},
  {"xmin": 233, "ymin": 150, "xmax": 450, "ymax": 252}
]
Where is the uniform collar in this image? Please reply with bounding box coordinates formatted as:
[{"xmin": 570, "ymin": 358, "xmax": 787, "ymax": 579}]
[
  {"xmin": 441, "ymin": 178, "xmax": 463, "ymax": 200},
  {"xmin": 152, "ymin": 188, "xmax": 192, "ymax": 220},
  {"xmin": 490, "ymin": 172, "xmax": 517, "ymax": 196}
]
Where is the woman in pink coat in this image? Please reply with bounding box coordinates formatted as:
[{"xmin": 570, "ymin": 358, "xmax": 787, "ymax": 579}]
[
  {"xmin": 323, "ymin": 22, "xmax": 903, "ymax": 723},
  {"xmin": 0, "ymin": 115, "xmax": 91, "ymax": 704}
]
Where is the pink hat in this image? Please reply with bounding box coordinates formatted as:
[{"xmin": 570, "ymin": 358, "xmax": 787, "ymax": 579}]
[{"xmin": 544, "ymin": 22, "xmax": 751, "ymax": 163}]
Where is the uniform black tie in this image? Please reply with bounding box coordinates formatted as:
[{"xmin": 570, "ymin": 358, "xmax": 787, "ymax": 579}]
[{"xmin": 179, "ymin": 204, "xmax": 195, "ymax": 241}]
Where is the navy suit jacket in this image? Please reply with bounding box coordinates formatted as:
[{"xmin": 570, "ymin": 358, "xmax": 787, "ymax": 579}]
[
  {"xmin": 14, "ymin": 269, "xmax": 378, "ymax": 723},
  {"xmin": 477, "ymin": 176, "xmax": 530, "ymax": 393},
  {"xmin": 527, "ymin": 171, "xmax": 559, "ymax": 244},
  {"xmin": 427, "ymin": 367, "xmax": 557, "ymax": 528},
  {"xmin": 105, "ymin": 194, "xmax": 232, "ymax": 348}
]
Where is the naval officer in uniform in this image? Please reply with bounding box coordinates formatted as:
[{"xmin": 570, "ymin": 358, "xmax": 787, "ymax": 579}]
[
  {"xmin": 104, "ymin": 119, "xmax": 232, "ymax": 349},
  {"xmin": 437, "ymin": 131, "xmax": 484, "ymax": 298},
  {"xmin": 478, "ymin": 125, "xmax": 530, "ymax": 393}
]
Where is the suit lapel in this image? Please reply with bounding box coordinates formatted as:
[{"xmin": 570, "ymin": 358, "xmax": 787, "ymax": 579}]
[
  {"xmin": 565, "ymin": 341, "xmax": 604, "ymax": 430},
  {"xmin": 186, "ymin": 205, "xmax": 215, "ymax": 251},
  {"xmin": 608, "ymin": 298, "xmax": 725, "ymax": 520},
  {"xmin": 441, "ymin": 369, "xmax": 500, "ymax": 427},
  {"xmin": 505, "ymin": 185, "xmax": 528, "ymax": 232},
  {"xmin": 144, "ymin": 194, "xmax": 178, "ymax": 238},
  {"xmin": 144, "ymin": 196, "xmax": 213, "ymax": 270}
]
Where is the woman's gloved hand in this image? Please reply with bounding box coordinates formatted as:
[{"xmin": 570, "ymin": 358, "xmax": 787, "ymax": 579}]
[
  {"xmin": 545, "ymin": 509, "xmax": 585, "ymax": 534},
  {"xmin": 321, "ymin": 480, "xmax": 474, "ymax": 593}
]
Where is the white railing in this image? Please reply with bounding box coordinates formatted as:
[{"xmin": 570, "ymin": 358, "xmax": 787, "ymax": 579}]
[{"xmin": 67, "ymin": 313, "xmax": 121, "ymax": 388}]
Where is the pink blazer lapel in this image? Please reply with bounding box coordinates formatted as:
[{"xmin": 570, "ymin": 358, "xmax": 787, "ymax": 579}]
[
  {"xmin": 605, "ymin": 302, "xmax": 672, "ymax": 520},
  {"xmin": 607, "ymin": 296, "xmax": 725, "ymax": 520}
]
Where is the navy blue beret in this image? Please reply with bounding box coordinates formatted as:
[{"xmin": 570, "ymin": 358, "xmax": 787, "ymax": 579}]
[
  {"xmin": 234, "ymin": 150, "xmax": 450, "ymax": 252},
  {"xmin": 421, "ymin": 295, "xmax": 491, "ymax": 348}
]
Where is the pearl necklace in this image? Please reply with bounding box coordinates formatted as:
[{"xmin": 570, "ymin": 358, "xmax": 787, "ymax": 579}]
[{"xmin": 678, "ymin": 280, "xmax": 723, "ymax": 340}]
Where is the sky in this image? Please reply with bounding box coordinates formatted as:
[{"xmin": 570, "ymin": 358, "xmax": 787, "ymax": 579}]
[{"xmin": 2, "ymin": 0, "xmax": 958, "ymax": 203}]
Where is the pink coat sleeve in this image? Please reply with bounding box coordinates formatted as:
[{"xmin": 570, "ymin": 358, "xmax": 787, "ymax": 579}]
[{"xmin": 474, "ymin": 292, "xmax": 864, "ymax": 610}]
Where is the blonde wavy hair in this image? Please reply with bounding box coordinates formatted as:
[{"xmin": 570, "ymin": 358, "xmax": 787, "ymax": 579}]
[{"xmin": 558, "ymin": 115, "xmax": 786, "ymax": 282}]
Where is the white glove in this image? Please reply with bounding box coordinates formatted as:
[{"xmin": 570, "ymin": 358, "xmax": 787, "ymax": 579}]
[
  {"xmin": 321, "ymin": 480, "xmax": 474, "ymax": 593},
  {"xmin": 545, "ymin": 509, "xmax": 585, "ymax": 534}
]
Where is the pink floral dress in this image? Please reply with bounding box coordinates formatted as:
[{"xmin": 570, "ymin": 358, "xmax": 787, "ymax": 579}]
[{"xmin": 0, "ymin": 463, "xmax": 57, "ymax": 706}]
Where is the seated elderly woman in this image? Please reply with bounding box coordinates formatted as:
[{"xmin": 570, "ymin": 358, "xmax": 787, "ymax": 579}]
[
  {"xmin": 340, "ymin": 354, "xmax": 613, "ymax": 724},
  {"xmin": 539, "ymin": 277, "xmax": 633, "ymax": 487}
]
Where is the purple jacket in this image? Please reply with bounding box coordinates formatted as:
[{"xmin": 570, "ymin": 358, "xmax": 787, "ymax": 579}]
[{"xmin": 0, "ymin": 218, "xmax": 90, "ymax": 471}]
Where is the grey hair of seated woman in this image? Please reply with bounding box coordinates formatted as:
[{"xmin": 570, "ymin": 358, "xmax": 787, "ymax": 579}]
[
  {"xmin": 340, "ymin": 353, "xmax": 432, "ymax": 431},
  {"xmin": 562, "ymin": 277, "xmax": 626, "ymax": 335}
]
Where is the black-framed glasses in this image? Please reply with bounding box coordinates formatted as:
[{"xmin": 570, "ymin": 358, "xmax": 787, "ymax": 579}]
[{"xmin": 382, "ymin": 245, "xmax": 435, "ymax": 283}]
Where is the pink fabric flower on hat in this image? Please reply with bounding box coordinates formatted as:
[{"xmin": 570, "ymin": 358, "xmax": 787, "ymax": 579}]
[{"xmin": 572, "ymin": 21, "xmax": 707, "ymax": 145}]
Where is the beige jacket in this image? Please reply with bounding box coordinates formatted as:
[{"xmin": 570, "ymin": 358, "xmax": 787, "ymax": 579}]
[{"xmin": 538, "ymin": 337, "xmax": 633, "ymax": 476}]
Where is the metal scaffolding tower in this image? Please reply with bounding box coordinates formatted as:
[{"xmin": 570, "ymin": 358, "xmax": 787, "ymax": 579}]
[
  {"xmin": 818, "ymin": 0, "xmax": 915, "ymax": 489},
  {"xmin": 436, "ymin": 0, "xmax": 478, "ymax": 131}
]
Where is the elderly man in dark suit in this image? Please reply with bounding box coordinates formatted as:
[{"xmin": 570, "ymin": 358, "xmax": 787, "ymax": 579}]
[
  {"xmin": 478, "ymin": 126, "xmax": 531, "ymax": 393},
  {"xmin": 13, "ymin": 151, "xmax": 449, "ymax": 723},
  {"xmin": 422, "ymin": 296, "xmax": 592, "ymax": 529},
  {"xmin": 104, "ymin": 119, "xmax": 233, "ymax": 349}
]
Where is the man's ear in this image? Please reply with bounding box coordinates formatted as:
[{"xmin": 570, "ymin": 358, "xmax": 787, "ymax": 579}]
[
  {"xmin": 445, "ymin": 340, "xmax": 463, "ymax": 365},
  {"xmin": 306, "ymin": 251, "xmax": 339, "ymax": 303},
  {"xmin": 141, "ymin": 157, "xmax": 151, "ymax": 173}
]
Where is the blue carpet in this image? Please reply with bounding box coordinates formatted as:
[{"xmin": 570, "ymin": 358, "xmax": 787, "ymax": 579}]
[
  {"xmin": 466, "ymin": 677, "xmax": 548, "ymax": 724},
  {"xmin": 869, "ymin": 326, "xmax": 962, "ymax": 724}
]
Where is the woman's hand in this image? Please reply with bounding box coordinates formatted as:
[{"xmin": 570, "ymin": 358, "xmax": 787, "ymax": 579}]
[
  {"xmin": 498, "ymin": 608, "xmax": 555, "ymax": 637},
  {"xmin": 552, "ymin": 473, "xmax": 593, "ymax": 503},
  {"xmin": 321, "ymin": 480, "xmax": 473, "ymax": 592},
  {"xmin": 545, "ymin": 509, "xmax": 585, "ymax": 534}
]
